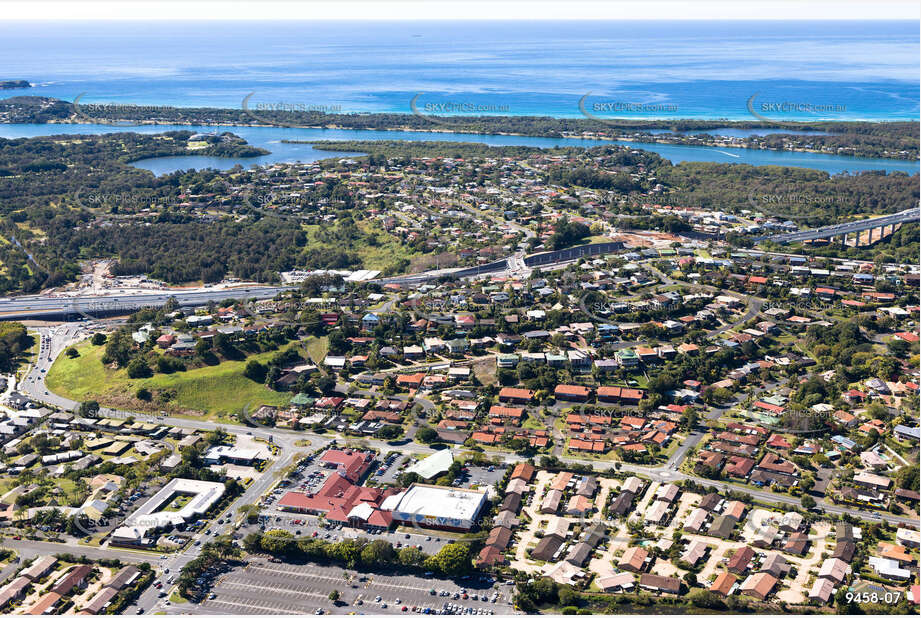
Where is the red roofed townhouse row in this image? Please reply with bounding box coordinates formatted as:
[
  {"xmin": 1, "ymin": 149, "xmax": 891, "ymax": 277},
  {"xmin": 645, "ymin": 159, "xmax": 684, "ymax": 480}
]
[
  {"xmin": 497, "ymin": 387, "xmax": 535, "ymax": 404},
  {"xmin": 569, "ymin": 438, "xmax": 607, "ymax": 452},
  {"xmin": 488, "ymin": 405, "xmax": 526, "ymax": 424},
  {"xmin": 596, "ymin": 386, "xmax": 645, "ymax": 404},
  {"xmin": 753, "ymin": 400, "xmax": 786, "ymax": 415},
  {"xmin": 553, "ymin": 384, "xmax": 591, "ymax": 401}
]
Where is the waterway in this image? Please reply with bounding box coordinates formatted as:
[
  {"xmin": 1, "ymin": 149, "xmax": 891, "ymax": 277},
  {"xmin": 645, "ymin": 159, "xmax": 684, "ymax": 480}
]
[{"xmin": 0, "ymin": 123, "xmax": 916, "ymax": 176}]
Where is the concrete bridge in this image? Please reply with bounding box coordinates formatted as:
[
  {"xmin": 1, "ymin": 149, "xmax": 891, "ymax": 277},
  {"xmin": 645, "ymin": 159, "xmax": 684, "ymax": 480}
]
[{"xmin": 754, "ymin": 208, "xmax": 919, "ymax": 245}]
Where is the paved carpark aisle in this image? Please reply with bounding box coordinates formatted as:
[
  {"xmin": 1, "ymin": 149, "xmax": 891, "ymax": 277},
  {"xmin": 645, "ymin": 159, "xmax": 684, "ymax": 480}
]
[{"xmin": 187, "ymin": 560, "xmax": 515, "ymax": 615}]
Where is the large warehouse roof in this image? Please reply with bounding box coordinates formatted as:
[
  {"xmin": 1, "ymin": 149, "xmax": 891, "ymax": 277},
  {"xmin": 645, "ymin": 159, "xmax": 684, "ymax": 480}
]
[{"xmin": 393, "ymin": 483, "xmax": 486, "ymax": 521}]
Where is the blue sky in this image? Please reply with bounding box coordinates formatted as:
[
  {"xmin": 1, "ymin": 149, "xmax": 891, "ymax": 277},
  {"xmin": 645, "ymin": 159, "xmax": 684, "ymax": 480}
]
[{"xmin": 3, "ymin": 1, "xmax": 920, "ymax": 21}]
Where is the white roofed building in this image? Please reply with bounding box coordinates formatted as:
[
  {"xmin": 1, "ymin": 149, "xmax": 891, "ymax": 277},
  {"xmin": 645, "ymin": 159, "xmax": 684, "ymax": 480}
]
[{"xmin": 389, "ymin": 483, "xmax": 487, "ymax": 531}]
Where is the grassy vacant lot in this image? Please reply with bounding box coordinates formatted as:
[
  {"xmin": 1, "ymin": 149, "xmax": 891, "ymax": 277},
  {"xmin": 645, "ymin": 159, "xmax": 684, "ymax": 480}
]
[
  {"xmin": 301, "ymin": 221, "xmax": 418, "ymax": 273},
  {"xmin": 46, "ymin": 336, "xmax": 327, "ymax": 420}
]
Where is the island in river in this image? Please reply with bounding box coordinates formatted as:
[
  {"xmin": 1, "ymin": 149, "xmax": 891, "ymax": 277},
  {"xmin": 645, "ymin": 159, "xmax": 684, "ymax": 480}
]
[{"xmin": 0, "ymin": 95, "xmax": 917, "ymax": 161}]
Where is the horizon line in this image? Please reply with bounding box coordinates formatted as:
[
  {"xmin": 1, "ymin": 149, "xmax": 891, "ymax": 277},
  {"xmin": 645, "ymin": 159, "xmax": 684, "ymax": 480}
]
[{"xmin": 2, "ymin": 1, "xmax": 919, "ymax": 21}]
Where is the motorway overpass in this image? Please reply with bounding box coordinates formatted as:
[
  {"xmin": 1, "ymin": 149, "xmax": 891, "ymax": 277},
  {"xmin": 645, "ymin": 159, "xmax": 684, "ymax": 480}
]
[
  {"xmin": 380, "ymin": 240, "xmax": 626, "ymax": 285},
  {"xmin": 2, "ymin": 240, "xmax": 629, "ymax": 321},
  {"xmin": 0, "ymin": 286, "xmax": 288, "ymax": 321},
  {"xmin": 754, "ymin": 208, "xmax": 919, "ymax": 245}
]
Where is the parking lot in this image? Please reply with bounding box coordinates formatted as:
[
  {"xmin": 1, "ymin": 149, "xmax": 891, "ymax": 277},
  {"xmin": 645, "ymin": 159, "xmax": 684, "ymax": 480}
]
[
  {"xmin": 375, "ymin": 453, "xmax": 410, "ymax": 485},
  {"xmin": 242, "ymin": 510, "xmax": 450, "ymax": 556},
  {"xmin": 458, "ymin": 465, "xmax": 506, "ymax": 491},
  {"xmin": 187, "ymin": 559, "xmax": 517, "ymax": 615}
]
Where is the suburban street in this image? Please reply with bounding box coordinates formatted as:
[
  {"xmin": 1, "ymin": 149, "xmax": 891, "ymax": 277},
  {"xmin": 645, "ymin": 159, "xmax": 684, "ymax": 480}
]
[
  {"xmin": 1, "ymin": 261, "xmax": 915, "ymax": 615},
  {"xmin": 18, "ymin": 320, "xmax": 920, "ymax": 543}
]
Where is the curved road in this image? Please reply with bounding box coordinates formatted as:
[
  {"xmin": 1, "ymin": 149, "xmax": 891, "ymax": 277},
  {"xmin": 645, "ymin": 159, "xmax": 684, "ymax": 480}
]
[{"xmin": 12, "ymin": 281, "xmax": 916, "ymax": 603}]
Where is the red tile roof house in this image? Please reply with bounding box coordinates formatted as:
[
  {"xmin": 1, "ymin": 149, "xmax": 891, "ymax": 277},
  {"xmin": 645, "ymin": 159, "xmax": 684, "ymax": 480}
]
[
  {"xmin": 488, "ymin": 405, "xmax": 525, "ymax": 426},
  {"xmin": 569, "ymin": 438, "xmax": 607, "ymax": 452},
  {"xmin": 726, "ymin": 456, "xmax": 755, "ymax": 478},
  {"xmin": 716, "ymin": 431, "xmax": 761, "ymax": 447},
  {"xmin": 766, "ymin": 434, "xmax": 792, "ymax": 450},
  {"xmin": 362, "ymin": 409, "xmax": 402, "ymax": 424},
  {"xmin": 472, "ymin": 431, "xmax": 502, "ymax": 445},
  {"xmin": 618, "ymin": 546, "xmax": 649, "ymax": 573},
  {"xmin": 396, "ymin": 373, "xmax": 426, "ymax": 389},
  {"xmin": 726, "ymin": 422, "xmax": 769, "ymax": 438},
  {"xmin": 596, "ymin": 386, "xmax": 624, "ymax": 404},
  {"xmin": 498, "ymin": 387, "xmax": 535, "ymax": 405},
  {"xmin": 554, "ymin": 384, "xmax": 591, "ymax": 402},
  {"xmin": 595, "ymin": 386, "xmax": 645, "ymax": 405},
  {"xmin": 619, "ymin": 388, "xmax": 645, "ymax": 405},
  {"xmin": 315, "ymin": 396, "xmax": 344, "ymax": 410},
  {"xmin": 51, "ymin": 564, "xmax": 93, "ymax": 596},
  {"xmin": 621, "ymin": 416, "xmax": 647, "ymax": 431},
  {"xmin": 757, "ymin": 452, "xmax": 798, "ymax": 476},
  {"xmin": 753, "ymin": 400, "xmax": 786, "ymax": 416},
  {"xmin": 511, "ymin": 462, "xmax": 536, "ymax": 482},
  {"xmin": 740, "ymin": 572, "xmax": 778, "ymax": 601},
  {"xmin": 727, "ymin": 546, "xmax": 756, "ymax": 574},
  {"xmin": 709, "ymin": 572, "xmax": 737, "ymax": 597}
]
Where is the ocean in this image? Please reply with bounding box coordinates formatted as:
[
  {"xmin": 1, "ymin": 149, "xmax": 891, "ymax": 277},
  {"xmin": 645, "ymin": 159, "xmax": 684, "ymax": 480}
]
[{"xmin": 1, "ymin": 20, "xmax": 918, "ymax": 121}]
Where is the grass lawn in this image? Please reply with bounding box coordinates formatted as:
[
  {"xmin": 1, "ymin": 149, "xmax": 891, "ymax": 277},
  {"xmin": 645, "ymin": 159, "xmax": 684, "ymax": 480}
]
[
  {"xmin": 164, "ymin": 494, "xmax": 192, "ymax": 512},
  {"xmin": 521, "ymin": 415, "xmax": 547, "ymax": 431},
  {"xmin": 46, "ymin": 339, "xmax": 324, "ymax": 419},
  {"xmin": 304, "ymin": 336, "xmax": 329, "ymax": 365},
  {"xmin": 301, "ymin": 221, "xmax": 419, "ymax": 273}
]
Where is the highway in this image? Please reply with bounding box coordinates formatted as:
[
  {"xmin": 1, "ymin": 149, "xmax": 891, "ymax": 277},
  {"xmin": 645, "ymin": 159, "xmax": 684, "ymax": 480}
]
[
  {"xmin": 0, "ymin": 286, "xmax": 290, "ymax": 321},
  {"xmin": 755, "ymin": 207, "xmax": 919, "ymax": 244},
  {"xmin": 4, "ymin": 207, "xmax": 915, "ymax": 320}
]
